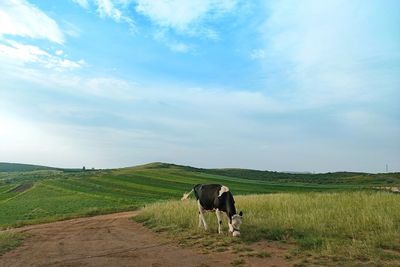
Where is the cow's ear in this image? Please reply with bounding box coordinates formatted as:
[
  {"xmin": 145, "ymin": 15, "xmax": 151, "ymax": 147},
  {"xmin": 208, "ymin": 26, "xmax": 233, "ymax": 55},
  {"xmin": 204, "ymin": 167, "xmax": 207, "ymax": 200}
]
[{"xmin": 239, "ymin": 211, "xmax": 243, "ymax": 217}]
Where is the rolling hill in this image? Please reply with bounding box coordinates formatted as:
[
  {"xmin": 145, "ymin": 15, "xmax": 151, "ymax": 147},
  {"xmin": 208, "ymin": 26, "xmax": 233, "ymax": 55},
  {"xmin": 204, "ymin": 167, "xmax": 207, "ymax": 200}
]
[{"xmin": 0, "ymin": 162, "xmax": 58, "ymax": 172}]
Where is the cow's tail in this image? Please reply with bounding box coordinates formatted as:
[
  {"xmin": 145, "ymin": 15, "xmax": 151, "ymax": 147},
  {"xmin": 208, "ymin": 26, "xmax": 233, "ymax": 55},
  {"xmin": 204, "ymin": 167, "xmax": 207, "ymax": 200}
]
[{"xmin": 181, "ymin": 189, "xmax": 194, "ymax": 201}]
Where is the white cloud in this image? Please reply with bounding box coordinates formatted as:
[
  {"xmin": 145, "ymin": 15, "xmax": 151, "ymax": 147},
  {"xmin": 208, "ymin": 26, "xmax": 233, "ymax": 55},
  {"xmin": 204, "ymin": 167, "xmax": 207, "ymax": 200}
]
[
  {"xmin": 0, "ymin": 0, "xmax": 64, "ymax": 44},
  {"xmin": 0, "ymin": 40, "xmax": 50, "ymax": 63},
  {"xmin": 72, "ymin": 0, "xmax": 136, "ymax": 30},
  {"xmin": 73, "ymin": 0, "xmax": 90, "ymax": 9},
  {"xmin": 96, "ymin": 0, "xmax": 122, "ymax": 20},
  {"xmin": 0, "ymin": 40, "xmax": 84, "ymax": 70},
  {"xmin": 94, "ymin": 0, "xmax": 136, "ymax": 31},
  {"xmin": 58, "ymin": 58, "xmax": 86, "ymax": 69},
  {"xmin": 136, "ymin": 0, "xmax": 238, "ymax": 35},
  {"xmin": 136, "ymin": 0, "xmax": 208, "ymax": 30}
]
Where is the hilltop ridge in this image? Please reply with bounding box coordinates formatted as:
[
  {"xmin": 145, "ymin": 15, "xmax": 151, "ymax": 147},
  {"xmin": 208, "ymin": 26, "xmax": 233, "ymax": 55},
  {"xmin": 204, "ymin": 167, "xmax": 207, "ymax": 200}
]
[{"xmin": 0, "ymin": 162, "xmax": 58, "ymax": 172}]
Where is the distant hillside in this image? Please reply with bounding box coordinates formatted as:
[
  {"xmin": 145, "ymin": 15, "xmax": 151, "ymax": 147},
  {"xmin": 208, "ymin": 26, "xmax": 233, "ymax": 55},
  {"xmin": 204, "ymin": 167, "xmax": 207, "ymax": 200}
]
[
  {"xmin": 0, "ymin": 162, "xmax": 57, "ymax": 172},
  {"xmin": 204, "ymin": 168, "xmax": 400, "ymax": 185},
  {"xmin": 138, "ymin": 162, "xmax": 400, "ymax": 185},
  {"xmin": 1, "ymin": 161, "xmax": 399, "ymax": 185}
]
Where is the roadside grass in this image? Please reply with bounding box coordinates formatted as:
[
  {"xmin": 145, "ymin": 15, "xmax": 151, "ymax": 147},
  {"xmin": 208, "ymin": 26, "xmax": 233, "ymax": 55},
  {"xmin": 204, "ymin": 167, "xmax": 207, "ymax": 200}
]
[
  {"xmin": 135, "ymin": 191, "xmax": 400, "ymax": 266},
  {"xmin": 0, "ymin": 232, "xmax": 26, "ymax": 255}
]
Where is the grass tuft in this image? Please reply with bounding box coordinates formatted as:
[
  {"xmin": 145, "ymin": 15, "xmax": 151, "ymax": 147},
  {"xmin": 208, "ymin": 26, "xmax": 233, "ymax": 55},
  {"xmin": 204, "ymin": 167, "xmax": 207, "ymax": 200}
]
[
  {"xmin": 255, "ymin": 251, "xmax": 271, "ymax": 258},
  {"xmin": 231, "ymin": 258, "xmax": 246, "ymax": 266},
  {"xmin": 0, "ymin": 232, "xmax": 26, "ymax": 255}
]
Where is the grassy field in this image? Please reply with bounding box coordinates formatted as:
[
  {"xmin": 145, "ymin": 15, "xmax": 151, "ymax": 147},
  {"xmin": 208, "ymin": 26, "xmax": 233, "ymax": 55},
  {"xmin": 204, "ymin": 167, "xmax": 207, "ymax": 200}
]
[
  {"xmin": 136, "ymin": 192, "xmax": 400, "ymax": 266},
  {"xmin": 2, "ymin": 162, "xmax": 394, "ymax": 228}
]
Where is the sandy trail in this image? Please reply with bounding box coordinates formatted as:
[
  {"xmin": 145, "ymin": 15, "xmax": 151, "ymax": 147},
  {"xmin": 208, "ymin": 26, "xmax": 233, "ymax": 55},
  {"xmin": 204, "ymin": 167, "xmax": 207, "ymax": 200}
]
[{"xmin": 0, "ymin": 211, "xmax": 289, "ymax": 267}]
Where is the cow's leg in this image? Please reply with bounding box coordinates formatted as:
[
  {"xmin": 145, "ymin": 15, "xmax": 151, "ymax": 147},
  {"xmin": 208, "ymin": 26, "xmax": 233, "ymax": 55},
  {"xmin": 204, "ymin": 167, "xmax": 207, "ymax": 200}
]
[
  {"xmin": 228, "ymin": 223, "xmax": 233, "ymax": 233},
  {"xmin": 197, "ymin": 200, "xmax": 208, "ymax": 230},
  {"xmin": 197, "ymin": 200, "xmax": 203, "ymax": 228},
  {"xmin": 216, "ymin": 210, "xmax": 223, "ymax": 234},
  {"xmin": 227, "ymin": 214, "xmax": 233, "ymax": 233},
  {"xmin": 198, "ymin": 211, "xmax": 202, "ymax": 228}
]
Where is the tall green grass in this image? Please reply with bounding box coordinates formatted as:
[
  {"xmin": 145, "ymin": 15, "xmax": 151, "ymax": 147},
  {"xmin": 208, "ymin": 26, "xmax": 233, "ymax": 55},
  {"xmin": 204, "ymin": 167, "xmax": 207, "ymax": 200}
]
[{"xmin": 136, "ymin": 192, "xmax": 400, "ymax": 264}]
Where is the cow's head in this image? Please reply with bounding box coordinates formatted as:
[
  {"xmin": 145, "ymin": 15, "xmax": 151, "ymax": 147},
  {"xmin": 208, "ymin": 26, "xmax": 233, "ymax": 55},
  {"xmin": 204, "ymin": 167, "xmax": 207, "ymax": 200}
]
[{"xmin": 231, "ymin": 211, "xmax": 243, "ymax": 237}]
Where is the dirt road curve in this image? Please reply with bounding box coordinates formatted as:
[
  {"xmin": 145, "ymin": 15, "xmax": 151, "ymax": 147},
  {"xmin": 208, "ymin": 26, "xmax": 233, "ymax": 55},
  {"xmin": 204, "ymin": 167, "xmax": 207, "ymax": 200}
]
[{"xmin": 0, "ymin": 211, "xmax": 289, "ymax": 267}]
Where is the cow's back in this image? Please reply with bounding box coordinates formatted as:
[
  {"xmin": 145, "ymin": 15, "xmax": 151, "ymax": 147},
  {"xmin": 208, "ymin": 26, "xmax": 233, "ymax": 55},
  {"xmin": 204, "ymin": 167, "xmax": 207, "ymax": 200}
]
[{"xmin": 193, "ymin": 184, "xmax": 221, "ymax": 210}]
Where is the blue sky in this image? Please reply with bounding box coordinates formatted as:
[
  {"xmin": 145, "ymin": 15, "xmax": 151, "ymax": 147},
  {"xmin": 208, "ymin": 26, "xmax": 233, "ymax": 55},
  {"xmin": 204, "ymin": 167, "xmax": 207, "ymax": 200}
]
[{"xmin": 0, "ymin": 0, "xmax": 399, "ymax": 172}]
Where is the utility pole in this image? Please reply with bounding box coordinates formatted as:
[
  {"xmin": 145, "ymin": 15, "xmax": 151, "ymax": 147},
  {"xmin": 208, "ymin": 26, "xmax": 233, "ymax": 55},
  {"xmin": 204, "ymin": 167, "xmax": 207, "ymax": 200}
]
[{"xmin": 386, "ymin": 164, "xmax": 388, "ymax": 173}]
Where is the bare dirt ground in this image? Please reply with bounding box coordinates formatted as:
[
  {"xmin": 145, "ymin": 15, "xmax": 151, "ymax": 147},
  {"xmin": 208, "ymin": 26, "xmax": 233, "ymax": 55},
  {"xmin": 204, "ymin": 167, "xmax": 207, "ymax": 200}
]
[{"xmin": 0, "ymin": 211, "xmax": 291, "ymax": 267}]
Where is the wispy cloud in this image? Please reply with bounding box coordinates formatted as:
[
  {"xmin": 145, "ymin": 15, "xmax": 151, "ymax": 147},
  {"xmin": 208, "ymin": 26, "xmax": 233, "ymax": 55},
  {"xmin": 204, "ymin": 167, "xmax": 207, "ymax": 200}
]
[
  {"xmin": 73, "ymin": 0, "xmax": 90, "ymax": 9},
  {"xmin": 0, "ymin": 1, "xmax": 86, "ymax": 74},
  {"xmin": 0, "ymin": 40, "xmax": 85, "ymax": 70},
  {"xmin": 137, "ymin": 0, "xmax": 241, "ymax": 51},
  {"xmin": 74, "ymin": 0, "xmax": 239, "ymax": 37},
  {"xmin": 71, "ymin": 0, "xmax": 240, "ymax": 51},
  {"xmin": 96, "ymin": 0, "xmax": 121, "ymax": 19},
  {"xmin": 72, "ymin": 0, "xmax": 136, "ymax": 31},
  {"xmin": 136, "ymin": 0, "xmax": 238, "ymax": 37},
  {"xmin": 0, "ymin": 0, "xmax": 64, "ymax": 44}
]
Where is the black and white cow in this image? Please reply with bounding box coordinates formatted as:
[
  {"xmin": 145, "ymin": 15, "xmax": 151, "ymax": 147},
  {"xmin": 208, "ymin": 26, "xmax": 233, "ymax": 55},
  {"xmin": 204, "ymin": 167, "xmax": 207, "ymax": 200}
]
[{"xmin": 181, "ymin": 184, "xmax": 243, "ymax": 237}]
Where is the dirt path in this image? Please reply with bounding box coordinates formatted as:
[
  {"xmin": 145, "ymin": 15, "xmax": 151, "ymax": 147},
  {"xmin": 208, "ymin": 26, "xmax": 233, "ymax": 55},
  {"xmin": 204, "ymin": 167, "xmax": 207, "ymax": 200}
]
[{"xmin": 0, "ymin": 211, "xmax": 290, "ymax": 267}]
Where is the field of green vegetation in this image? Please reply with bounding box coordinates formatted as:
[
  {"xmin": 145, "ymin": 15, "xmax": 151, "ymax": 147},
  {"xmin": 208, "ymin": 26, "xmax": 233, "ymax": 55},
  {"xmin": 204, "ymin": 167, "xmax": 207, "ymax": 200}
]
[
  {"xmin": 0, "ymin": 162, "xmax": 399, "ymax": 262},
  {"xmin": 136, "ymin": 192, "xmax": 400, "ymax": 266},
  {"xmin": 3, "ymin": 162, "xmax": 397, "ymax": 228}
]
